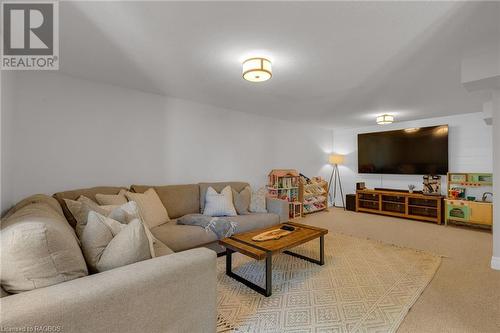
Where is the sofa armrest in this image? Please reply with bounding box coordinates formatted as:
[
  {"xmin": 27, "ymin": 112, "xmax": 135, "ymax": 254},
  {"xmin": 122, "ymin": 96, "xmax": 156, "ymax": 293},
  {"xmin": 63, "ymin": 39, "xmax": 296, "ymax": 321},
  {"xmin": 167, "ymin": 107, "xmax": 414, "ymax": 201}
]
[
  {"xmin": 0, "ymin": 248, "xmax": 217, "ymax": 333},
  {"xmin": 266, "ymin": 197, "xmax": 289, "ymax": 222}
]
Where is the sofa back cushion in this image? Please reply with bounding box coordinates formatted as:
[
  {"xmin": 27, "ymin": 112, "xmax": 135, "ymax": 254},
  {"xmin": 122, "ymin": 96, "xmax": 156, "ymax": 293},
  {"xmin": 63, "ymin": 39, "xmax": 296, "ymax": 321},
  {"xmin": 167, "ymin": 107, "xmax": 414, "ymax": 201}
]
[
  {"xmin": 1, "ymin": 195, "xmax": 88, "ymax": 294},
  {"xmin": 131, "ymin": 184, "xmax": 200, "ymax": 219},
  {"xmin": 53, "ymin": 187, "xmax": 127, "ymax": 227},
  {"xmin": 199, "ymin": 182, "xmax": 249, "ymax": 212}
]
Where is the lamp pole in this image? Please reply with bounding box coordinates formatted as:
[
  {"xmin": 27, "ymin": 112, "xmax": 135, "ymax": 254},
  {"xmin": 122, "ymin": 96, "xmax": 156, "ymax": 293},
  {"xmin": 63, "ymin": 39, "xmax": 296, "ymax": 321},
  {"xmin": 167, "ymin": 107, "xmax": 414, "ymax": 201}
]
[{"xmin": 328, "ymin": 162, "xmax": 345, "ymax": 210}]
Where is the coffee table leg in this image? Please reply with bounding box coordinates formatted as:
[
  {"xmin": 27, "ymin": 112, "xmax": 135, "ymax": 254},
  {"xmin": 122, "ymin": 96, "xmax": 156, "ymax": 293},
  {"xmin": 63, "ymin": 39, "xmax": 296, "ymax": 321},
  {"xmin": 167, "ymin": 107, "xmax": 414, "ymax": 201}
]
[
  {"xmin": 225, "ymin": 250, "xmax": 273, "ymax": 297},
  {"xmin": 265, "ymin": 254, "xmax": 272, "ymax": 297},
  {"xmin": 284, "ymin": 235, "xmax": 325, "ymax": 265},
  {"xmin": 226, "ymin": 248, "xmax": 233, "ymax": 275},
  {"xmin": 319, "ymin": 235, "xmax": 325, "ymax": 265}
]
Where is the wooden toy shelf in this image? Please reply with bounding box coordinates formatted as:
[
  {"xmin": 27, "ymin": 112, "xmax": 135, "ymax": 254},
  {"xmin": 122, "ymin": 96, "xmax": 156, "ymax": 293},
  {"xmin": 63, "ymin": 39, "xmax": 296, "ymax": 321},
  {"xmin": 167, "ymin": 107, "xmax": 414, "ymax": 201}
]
[{"xmin": 299, "ymin": 179, "xmax": 328, "ymax": 215}]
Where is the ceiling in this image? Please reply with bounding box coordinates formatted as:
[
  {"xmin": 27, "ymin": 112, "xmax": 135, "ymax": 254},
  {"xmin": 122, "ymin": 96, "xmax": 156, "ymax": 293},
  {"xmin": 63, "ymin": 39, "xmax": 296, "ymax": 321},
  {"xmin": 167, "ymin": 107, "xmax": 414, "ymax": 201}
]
[{"xmin": 59, "ymin": 1, "xmax": 500, "ymax": 128}]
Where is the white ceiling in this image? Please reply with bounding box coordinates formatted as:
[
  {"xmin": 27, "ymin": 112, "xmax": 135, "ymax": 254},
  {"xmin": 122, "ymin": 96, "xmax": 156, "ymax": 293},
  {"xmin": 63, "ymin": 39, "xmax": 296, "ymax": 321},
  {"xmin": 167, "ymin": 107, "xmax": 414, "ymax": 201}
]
[{"xmin": 59, "ymin": 1, "xmax": 500, "ymax": 128}]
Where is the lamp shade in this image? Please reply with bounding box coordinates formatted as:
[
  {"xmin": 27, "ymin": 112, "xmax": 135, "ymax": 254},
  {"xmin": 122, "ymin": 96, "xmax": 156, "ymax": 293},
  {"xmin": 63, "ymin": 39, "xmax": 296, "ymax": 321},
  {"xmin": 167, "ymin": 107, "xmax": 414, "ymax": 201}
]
[
  {"xmin": 329, "ymin": 154, "xmax": 345, "ymax": 165},
  {"xmin": 242, "ymin": 57, "xmax": 272, "ymax": 82}
]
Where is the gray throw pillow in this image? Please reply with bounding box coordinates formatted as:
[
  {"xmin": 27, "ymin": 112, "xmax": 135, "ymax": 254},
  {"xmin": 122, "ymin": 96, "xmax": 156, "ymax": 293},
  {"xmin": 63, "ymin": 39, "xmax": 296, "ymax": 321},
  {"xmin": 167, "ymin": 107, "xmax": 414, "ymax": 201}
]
[{"xmin": 232, "ymin": 186, "xmax": 251, "ymax": 215}]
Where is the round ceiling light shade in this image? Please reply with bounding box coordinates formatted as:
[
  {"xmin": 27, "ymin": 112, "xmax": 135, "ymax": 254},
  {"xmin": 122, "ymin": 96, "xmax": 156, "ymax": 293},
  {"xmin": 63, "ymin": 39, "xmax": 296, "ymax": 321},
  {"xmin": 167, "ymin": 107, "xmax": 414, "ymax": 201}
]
[
  {"xmin": 376, "ymin": 114, "xmax": 394, "ymax": 125},
  {"xmin": 242, "ymin": 57, "xmax": 272, "ymax": 82}
]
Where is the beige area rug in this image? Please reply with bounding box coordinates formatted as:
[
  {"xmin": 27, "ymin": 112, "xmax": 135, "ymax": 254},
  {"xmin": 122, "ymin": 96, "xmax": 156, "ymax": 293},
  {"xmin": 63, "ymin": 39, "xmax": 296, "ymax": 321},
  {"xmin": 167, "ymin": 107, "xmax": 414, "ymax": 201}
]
[{"xmin": 217, "ymin": 233, "xmax": 441, "ymax": 333}]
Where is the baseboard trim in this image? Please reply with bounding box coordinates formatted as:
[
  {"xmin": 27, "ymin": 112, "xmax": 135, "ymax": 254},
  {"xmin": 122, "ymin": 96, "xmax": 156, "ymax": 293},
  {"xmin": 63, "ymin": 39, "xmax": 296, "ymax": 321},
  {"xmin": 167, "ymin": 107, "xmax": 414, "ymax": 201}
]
[{"xmin": 491, "ymin": 256, "xmax": 500, "ymax": 270}]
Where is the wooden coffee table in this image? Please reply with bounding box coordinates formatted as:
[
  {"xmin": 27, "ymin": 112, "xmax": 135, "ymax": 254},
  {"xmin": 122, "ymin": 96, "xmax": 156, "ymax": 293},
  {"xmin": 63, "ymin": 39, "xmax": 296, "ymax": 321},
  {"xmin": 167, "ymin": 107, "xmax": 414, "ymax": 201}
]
[{"xmin": 219, "ymin": 222, "xmax": 328, "ymax": 297}]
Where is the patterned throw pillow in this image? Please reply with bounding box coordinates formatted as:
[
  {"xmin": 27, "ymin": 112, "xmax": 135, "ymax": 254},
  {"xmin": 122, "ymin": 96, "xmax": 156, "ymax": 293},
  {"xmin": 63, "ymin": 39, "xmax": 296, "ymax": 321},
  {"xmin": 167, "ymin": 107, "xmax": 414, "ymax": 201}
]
[
  {"xmin": 249, "ymin": 187, "xmax": 268, "ymax": 213},
  {"xmin": 203, "ymin": 186, "xmax": 237, "ymax": 217}
]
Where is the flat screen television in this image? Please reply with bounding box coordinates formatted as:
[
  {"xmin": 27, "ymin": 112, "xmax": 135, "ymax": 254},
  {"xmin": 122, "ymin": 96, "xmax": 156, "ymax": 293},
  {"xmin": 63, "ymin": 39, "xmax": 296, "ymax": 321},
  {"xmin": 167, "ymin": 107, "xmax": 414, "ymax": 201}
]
[{"xmin": 358, "ymin": 125, "xmax": 449, "ymax": 175}]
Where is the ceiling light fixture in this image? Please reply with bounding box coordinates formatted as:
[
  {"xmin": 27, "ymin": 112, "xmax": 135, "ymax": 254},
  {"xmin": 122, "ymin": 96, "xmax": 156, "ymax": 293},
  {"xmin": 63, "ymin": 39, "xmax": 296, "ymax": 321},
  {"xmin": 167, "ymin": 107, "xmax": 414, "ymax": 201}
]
[
  {"xmin": 242, "ymin": 57, "xmax": 272, "ymax": 82},
  {"xmin": 376, "ymin": 114, "xmax": 394, "ymax": 125}
]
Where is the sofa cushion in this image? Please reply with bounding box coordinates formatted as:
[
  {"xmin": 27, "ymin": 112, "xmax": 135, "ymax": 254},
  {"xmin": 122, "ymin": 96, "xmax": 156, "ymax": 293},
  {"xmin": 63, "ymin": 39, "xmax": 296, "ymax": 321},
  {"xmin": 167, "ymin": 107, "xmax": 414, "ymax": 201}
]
[
  {"xmin": 53, "ymin": 187, "xmax": 127, "ymax": 227},
  {"xmin": 131, "ymin": 184, "xmax": 200, "ymax": 219},
  {"xmin": 150, "ymin": 221, "xmax": 218, "ymax": 253},
  {"xmin": 232, "ymin": 186, "xmax": 251, "ymax": 215},
  {"xmin": 219, "ymin": 213, "xmax": 280, "ymax": 233},
  {"xmin": 0, "ymin": 196, "xmax": 88, "ymax": 294},
  {"xmin": 2, "ymin": 194, "xmax": 64, "ymax": 220},
  {"xmin": 125, "ymin": 189, "xmax": 170, "ymax": 228},
  {"xmin": 199, "ymin": 182, "xmax": 249, "ymax": 212},
  {"xmin": 203, "ymin": 186, "xmax": 237, "ymax": 217},
  {"xmin": 150, "ymin": 213, "xmax": 279, "ymax": 253},
  {"xmin": 81, "ymin": 212, "xmax": 152, "ymax": 273},
  {"xmin": 95, "ymin": 189, "xmax": 128, "ymax": 205}
]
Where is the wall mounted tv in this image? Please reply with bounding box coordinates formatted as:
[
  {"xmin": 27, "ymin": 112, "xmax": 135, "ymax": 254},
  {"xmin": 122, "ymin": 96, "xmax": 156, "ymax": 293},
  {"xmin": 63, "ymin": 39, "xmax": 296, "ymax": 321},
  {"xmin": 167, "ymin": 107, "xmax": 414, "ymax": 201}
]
[{"xmin": 358, "ymin": 125, "xmax": 449, "ymax": 175}]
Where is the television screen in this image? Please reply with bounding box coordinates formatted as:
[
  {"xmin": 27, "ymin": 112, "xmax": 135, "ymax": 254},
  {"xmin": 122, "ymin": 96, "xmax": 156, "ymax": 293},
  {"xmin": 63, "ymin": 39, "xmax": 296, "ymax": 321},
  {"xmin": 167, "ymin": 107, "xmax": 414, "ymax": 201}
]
[{"xmin": 358, "ymin": 125, "xmax": 449, "ymax": 175}]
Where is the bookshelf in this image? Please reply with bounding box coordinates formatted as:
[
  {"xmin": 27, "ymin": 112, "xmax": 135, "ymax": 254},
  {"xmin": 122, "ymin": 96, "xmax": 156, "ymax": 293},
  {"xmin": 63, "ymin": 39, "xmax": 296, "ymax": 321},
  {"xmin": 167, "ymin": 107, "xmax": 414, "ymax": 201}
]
[
  {"xmin": 267, "ymin": 169, "xmax": 302, "ymax": 220},
  {"xmin": 299, "ymin": 177, "xmax": 328, "ymax": 214}
]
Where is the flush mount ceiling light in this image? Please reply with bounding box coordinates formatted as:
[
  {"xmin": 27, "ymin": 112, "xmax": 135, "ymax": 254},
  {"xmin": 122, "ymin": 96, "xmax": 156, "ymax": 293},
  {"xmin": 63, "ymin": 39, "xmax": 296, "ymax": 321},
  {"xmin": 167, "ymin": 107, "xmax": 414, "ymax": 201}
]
[
  {"xmin": 242, "ymin": 57, "xmax": 272, "ymax": 82},
  {"xmin": 376, "ymin": 114, "xmax": 394, "ymax": 125}
]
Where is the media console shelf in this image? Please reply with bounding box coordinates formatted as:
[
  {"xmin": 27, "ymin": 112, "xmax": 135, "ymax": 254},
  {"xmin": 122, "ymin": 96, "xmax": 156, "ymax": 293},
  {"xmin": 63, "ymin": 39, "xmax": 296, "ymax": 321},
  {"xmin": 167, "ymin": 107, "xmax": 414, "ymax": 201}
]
[{"xmin": 356, "ymin": 189, "xmax": 443, "ymax": 224}]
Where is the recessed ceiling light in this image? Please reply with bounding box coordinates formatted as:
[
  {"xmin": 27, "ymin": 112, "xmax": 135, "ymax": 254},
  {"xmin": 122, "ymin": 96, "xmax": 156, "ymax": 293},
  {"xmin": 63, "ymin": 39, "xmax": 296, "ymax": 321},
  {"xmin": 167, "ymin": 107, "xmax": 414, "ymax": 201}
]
[
  {"xmin": 376, "ymin": 114, "xmax": 394, "ymax": 125},
  {"xmin": 242, "ymin": 57, "xmax": 272, "ymax": 82}
]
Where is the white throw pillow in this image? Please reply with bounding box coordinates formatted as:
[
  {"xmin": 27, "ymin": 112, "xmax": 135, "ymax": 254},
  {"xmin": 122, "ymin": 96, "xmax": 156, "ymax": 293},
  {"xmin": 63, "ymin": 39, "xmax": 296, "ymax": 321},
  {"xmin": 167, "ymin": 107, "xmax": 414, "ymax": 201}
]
[
  {"xmin": 249, "ymin": 187, "xmax": 268, "ymax": 213},
  {"xmin": 125, "ymin": 189, "xmax": 170, "ymax": 228},
  {"xmin": 95, "ymin": 189, "xmax": 128, "ymax": 205},
  {"xmin": 80, "ymin": 212, "xmax": 152, "ymax": 273},
  {"xmin": 203, "ymin": 186, "xmax": 237, "ymax": 217},
  {"xmin": 107, "ymin": 201, "xmax": 173, "ymax": 258}
]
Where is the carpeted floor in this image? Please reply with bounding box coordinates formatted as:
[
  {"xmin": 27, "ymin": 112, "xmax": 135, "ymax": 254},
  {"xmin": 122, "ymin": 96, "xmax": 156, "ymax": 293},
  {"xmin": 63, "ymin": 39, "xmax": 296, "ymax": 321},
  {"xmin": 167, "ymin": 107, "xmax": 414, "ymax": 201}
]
[
  {"xmin": 217, "ymin": 233, "xmax": 441, "ymax": 332},
  {"xmin": 302, "ymin": 208, "xmax": 500, "ymax": 333}
]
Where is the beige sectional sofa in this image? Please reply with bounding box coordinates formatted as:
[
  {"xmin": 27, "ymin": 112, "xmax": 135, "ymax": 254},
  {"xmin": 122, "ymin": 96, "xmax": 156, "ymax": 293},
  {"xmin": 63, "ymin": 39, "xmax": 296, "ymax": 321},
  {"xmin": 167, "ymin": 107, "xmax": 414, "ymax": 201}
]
[
  {"xmin": 1, "ymin": 181, "xmax": 287, "ymax": 332},
  {"xmin": 131, "ymin": 182, "xmax": 287, "ymax": 253}
]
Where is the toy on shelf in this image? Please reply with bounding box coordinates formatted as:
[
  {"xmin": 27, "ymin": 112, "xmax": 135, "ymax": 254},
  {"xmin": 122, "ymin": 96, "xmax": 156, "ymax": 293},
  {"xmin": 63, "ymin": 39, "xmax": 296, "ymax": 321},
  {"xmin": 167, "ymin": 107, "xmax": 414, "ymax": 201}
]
[
  {"xmin": 267, "ymin": 169, "xmax": 302, "ymax": 219},
  {"xmin": 422, "ymin": 175, "xmax": 441, "ymax": 195},
  {"xmin": 447, "ymin": 173, "xmax": 492, "ymax": 199}
]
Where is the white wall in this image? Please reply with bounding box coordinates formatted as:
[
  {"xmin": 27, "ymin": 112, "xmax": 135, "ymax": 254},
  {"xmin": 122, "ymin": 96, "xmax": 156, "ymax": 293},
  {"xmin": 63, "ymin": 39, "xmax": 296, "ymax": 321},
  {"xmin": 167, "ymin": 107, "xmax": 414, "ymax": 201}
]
[
  {"xmin": 332, "ymin": 113, "xmax": 493, "ymax": 205},
  {"xmin": 0, "ymin": 72, "xmax": 333, "ymax": 213},
  {"xmin": 492, "ymin": 90, "xmax": 500, "ymax": 270},
  {"xmin": 1, "ymin": 71, "xmax": 16, "ymax": 212}
]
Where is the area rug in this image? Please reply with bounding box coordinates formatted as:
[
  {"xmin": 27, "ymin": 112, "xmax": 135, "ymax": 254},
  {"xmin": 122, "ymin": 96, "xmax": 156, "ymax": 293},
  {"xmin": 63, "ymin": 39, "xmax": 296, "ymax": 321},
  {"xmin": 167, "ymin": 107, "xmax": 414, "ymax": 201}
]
[{"xmin": 217, "ymin": 233, "xmax": 441, "ymax": 333}]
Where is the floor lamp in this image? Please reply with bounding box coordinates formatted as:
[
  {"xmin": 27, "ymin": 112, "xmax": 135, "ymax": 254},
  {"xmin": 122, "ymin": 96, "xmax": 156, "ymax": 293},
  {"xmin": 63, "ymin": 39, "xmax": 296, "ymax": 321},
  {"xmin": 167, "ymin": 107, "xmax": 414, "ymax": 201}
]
[{"xmin": 328, "ymin": 154, "xmax": 345, "ymax": 210}]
